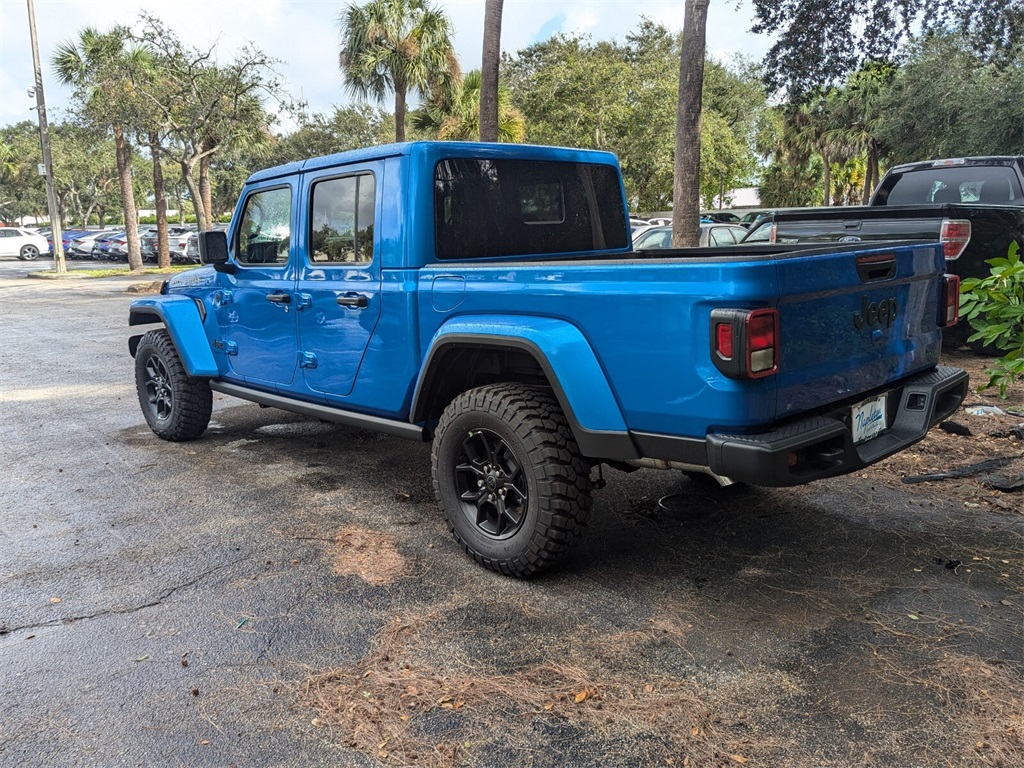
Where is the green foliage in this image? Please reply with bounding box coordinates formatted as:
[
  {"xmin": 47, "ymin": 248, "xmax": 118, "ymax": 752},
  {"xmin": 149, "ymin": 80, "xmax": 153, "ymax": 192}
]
[
  {"xmin": 0, "ymin": 122, "xmax": 48, "ymax": 221},
  {"xmin": 875, "ymin": 32, "xmax": 1024, "ymax": 162},
  {"xmin": 960, "ymin": 246, "xmax": 1024, "ymax": 398},
  {"xmin": 338, "ymin": 0, "xmax": 460, "ymax": 141},
  {"xmin": 268, "ymin": 106, "xmax": 389, "ymax": 167},
  {"xmin": 502, "ymin": 21, "xmax": 765, "ymax": 212},
  {"xmin": 751, "ymin": 0, "xmax": 1023, "ymax": 98},
  {"xmin": 758, "ymin": 156, "xmax": 823, "ymax": 207},
  {"xmin": 411, "ymin": 70, "xmax": 525, "ymax": 143}
]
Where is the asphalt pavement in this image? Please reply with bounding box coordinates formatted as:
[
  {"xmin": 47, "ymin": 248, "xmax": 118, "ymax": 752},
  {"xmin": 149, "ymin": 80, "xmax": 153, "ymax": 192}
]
[{"xmin": 1, "ymin": 269, "xmax": 1020, "ymax": 768}]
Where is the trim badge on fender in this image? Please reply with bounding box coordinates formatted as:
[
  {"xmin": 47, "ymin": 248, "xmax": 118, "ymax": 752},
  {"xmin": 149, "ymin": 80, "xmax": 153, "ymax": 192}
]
[{"xmin": 854, "ymin": 295, "xmax": 897, "ymax": 329}]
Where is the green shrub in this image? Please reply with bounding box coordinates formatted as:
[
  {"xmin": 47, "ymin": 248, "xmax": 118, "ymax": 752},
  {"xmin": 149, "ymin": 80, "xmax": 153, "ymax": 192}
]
[{"xmin": 959, "ymin": 243, "xmax": 1024, "ymax": 398}]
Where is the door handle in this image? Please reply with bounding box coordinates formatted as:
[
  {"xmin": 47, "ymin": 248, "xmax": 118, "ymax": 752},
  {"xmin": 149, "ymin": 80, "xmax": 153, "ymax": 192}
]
[
  {"xmin": 336, "ymin": 293, "xmax": 368, "ymax": 308},
  {"xmin": 266, "ymin": 292, "xmax": 291, "ymax": 304}
]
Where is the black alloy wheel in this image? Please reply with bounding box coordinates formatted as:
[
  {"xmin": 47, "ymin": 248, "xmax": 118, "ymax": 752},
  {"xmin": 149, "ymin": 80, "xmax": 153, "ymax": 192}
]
[
  {"xmin": 453, "ymin": 427, "xmax": 529, "ymax": 540},
  {"xmin": 134, "ymin": 329, "xmax": 212, "ymax": 441},
  {"xmin": 432, "ymin": 383, "xmax": 592, "ymax": 577}
]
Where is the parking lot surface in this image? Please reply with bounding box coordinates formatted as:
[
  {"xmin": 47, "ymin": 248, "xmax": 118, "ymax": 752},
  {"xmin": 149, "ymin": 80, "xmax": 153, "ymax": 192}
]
[{"xmin": 1, "ymin": 272, "xmax": 1020, "ymax": 767}]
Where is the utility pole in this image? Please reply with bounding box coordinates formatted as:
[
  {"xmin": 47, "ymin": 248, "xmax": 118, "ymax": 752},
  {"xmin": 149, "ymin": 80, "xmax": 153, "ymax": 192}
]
[{"xmin": 27, "ymin": 0, "xmax": 66, "ymax": 273}]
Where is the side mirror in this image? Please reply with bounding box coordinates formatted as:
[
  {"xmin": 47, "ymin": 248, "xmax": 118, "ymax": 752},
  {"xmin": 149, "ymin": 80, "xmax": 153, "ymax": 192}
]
[{"xmin": 198, "ymin": 230, "xmax": 232, "ymax": 272}]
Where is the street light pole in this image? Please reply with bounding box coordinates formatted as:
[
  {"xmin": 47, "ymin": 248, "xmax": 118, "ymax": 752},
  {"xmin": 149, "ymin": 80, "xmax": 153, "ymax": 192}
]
[{"xmin": 26, "ymin": 0, "xmax": 66, "ymax": 273}]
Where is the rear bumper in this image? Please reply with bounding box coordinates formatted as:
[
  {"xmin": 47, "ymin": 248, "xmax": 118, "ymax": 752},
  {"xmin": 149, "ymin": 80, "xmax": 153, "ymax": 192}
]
[{"xmin": 705, "ymin": 366, "xmax": 969, "ymax": 487}]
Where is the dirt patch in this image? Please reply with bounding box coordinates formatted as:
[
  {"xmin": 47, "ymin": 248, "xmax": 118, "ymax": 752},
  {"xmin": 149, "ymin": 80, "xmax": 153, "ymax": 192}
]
[
  {"xmin": 299, "ymin": 614, "xmax": 750, "ymax": 768},
  {"xmin": 931, "ymin": 655, "xmax": 1024, "ymax": 767},
  {"xmin": 864, "ymin": 349, "xmax": 1023, "ymax": 513},
  {"xmin": 329, "ymin": 528, "xmax": 411, "ymax": 586}
]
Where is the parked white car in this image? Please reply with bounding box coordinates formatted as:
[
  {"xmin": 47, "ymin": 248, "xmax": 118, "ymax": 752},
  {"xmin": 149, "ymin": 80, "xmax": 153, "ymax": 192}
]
[{"xmin": 0, "ymin": 227, "xmax": 50, "ymax": 260}]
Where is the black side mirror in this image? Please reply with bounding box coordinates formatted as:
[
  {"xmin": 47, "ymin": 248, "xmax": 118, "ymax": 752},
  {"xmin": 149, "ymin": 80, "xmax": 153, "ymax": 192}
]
[{"xmin": 198, "ymin": 230, "xmax": 233, "ymax": 273}]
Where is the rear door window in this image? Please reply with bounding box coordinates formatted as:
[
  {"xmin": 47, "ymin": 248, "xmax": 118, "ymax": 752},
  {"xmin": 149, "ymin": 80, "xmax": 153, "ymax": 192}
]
[{"xmin": 309, "ymin": 173, "xmax": 376, "ymax": 263}]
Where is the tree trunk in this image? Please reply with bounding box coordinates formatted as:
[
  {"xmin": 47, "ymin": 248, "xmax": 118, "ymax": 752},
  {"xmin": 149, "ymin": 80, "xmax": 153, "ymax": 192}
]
[
  {"xmin": 181, "ymin": 157, "xmax": 207, "ymax": 231},
  {"xmin": 395, "ymin": 85, "xmax": 407, "ymax": 143},
  {"xmin": 672, "ymin": 0, "xmax": 709, "ymax": 248},
  {"xmin": 865, "ymin": 140, "xmax": 879, "ymax": 204},
  {"xmin": 822, "ymin": 151, "xmax": 831, "ymax": 206},
  {"xmin": 114, "ymin": 124, "xmax": 142, "ymax": 271},
  {"xmin": 150, "ymin": 132, "xmax": 170, "ymax": 269},
  {"xmin": 200, "ymin": 142, "xmax": 214, "ymax": 230},
  {"xmin": 861, "ymin": 142, "xmax": 877, "ymax": 204},
  {"xmin": 480, "ymin": 0, "xmax": 504, "ymax": 143}
]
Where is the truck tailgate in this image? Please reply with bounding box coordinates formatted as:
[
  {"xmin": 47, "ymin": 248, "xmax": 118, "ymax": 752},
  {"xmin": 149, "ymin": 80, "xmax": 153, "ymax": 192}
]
[{"xmin": 773, "ymin": 242, "xmax": 944, "ymax": 422}]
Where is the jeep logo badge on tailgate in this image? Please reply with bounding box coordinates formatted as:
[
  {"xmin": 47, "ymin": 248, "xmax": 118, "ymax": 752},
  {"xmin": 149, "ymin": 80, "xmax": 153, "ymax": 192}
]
[{"xmin": 854, "ymin": 295, "xmax": 897, "ymax": 329}]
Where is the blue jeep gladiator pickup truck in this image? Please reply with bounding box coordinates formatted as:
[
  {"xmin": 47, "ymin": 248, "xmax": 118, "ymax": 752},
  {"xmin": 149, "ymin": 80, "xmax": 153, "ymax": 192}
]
[{"xmin": 129, "ymin": 141, "xmax": 968, "ymax": 576}]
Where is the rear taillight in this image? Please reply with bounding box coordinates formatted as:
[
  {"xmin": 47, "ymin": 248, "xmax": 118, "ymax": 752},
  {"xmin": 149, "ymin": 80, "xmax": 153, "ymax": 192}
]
[
  {"xmin": 940, "ymin": 219, "xmax": 970, "ymax": 260},
  {"xmin": 941, "ymin": 274, "xmax": 960, "ymax": 327},
  {"xmin": 711, "ymin": 308, "xmax": 779, "ymax": 379}
]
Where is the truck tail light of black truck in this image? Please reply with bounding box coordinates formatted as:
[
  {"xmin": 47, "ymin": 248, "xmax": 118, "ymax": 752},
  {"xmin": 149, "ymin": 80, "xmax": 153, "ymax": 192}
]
[
  {"xmin": 939, "ymin": 219, "xmax": 971, "ymax": 260},
  {"xmin": 710, "ymin": 308, "xmax": 779, "ymax": 379}
]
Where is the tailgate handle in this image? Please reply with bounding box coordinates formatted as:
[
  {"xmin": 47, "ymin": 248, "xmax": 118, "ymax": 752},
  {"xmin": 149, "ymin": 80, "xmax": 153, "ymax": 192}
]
[
  {"xmin": 856, "ymin": 253, "xmax": 896, "ymax": 283},
  {"xmin": 843, "ymin": 220, "xmax": 862, "ymax": 230}
]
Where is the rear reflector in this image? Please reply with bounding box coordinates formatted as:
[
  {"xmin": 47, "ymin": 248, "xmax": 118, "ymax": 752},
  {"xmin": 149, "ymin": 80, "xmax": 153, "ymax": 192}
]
[
  {"xmin": 716, "ymin": 323, "xmax": 734, "ymax": 359},
  {"xmin": 940, "ymin": 219, "xmax": 971, "ymax": 260}
]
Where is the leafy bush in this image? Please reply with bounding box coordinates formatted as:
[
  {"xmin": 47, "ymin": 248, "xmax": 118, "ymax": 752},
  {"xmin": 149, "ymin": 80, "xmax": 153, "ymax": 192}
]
[{"xmin": 959, "ymin": 243, "xmax": 1024, "ymax": 397}]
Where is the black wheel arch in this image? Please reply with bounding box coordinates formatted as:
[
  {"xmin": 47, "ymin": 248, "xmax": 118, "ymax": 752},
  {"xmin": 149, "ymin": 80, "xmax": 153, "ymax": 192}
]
[
  {"xmin": 412, "ymin": 335, "xmax": 639, "ymax": 460},
  {"xmin": 128, "ymin": 307, "xmax": 165, "ymax": 359}
]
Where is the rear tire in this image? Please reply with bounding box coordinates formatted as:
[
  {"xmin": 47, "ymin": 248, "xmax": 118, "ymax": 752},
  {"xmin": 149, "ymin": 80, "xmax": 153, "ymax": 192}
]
[
  {"xmin": 134, "ymin": 329, "xmax": 212, "ymax": 441},
  {"xmin": 20, "ymin": 244, "xmax": 39, "ymax": 260},
  {"xmin": 432, "ymin": 383, "xmax": 592, "ymax": 577}
]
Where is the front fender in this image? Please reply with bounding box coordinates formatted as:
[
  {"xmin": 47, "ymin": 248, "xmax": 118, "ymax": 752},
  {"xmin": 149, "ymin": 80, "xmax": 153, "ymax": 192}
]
[
  {"xmin": 129, "ymin": 296, "xmax": 218, "ymax": 377},
  {"xmin": 415, "ymin": 315, "xmax": 638, "ymax": 460}
]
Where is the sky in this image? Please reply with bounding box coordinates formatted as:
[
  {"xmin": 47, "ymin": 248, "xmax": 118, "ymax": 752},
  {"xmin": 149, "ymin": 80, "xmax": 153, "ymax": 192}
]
[{"xmin": 1, "ymin": 0, "xmax": 773, "ymax": 132}]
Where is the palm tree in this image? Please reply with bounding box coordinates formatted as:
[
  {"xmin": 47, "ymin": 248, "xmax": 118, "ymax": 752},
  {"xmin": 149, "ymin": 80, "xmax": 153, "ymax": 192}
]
[
  {"xmin": 479, "ymin": 0, "xmax": 504, "ymax": 142},
  {"xmin": 672, "ymin": 0, "xmax": 710, "ymax": 247},
  {"xmin": 412, "ymin": 70, "xmax": 525, "ymax": 142},
  {"xmin": 339, "ymin": 0, "xmax": 460, "ymax": 143},
  {"xmin": 53, "ymin": 26, "xmax": 152, "ymax": 270}
]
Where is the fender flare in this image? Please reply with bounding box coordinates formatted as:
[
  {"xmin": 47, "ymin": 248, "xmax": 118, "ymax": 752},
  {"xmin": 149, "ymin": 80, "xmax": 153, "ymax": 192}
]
[
  {"xmin": 413, "ymin": 315, "xmax": 639, "ymax": 460},
  {"xmin": 129, "ymin": 296, "xmax": 218, "ymax": 377}
]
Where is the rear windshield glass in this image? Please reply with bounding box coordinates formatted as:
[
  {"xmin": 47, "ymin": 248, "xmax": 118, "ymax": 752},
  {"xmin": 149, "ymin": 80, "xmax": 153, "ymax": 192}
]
[
  {"xmin": 881, "ymin": 165, "xmax": 1023, "ymax": 206},
  {"xmin": 434, "ymin": 158, "xmax": 628, "ymax": 260}
]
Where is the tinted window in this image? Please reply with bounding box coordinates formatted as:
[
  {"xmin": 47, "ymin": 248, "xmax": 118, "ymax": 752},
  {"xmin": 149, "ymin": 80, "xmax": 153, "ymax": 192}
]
[
  {"xmin": 434, "ymin": 158, "xmax": 627, "ymax": 260},
  {"xmin": 237, "ymin": 187, "xmax": 291, "ymax": 265},
  {"xmin": 310, "ymin": 173, "xmax": 376, "ymax": 263},
  {"xmin": 883, "ymin": 165, "xmax": 1023, "ymax": 206}
]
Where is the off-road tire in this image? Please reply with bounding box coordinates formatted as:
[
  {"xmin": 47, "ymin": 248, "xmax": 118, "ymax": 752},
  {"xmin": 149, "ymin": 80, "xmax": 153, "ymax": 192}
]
[
  {"xmin": 432, "ymin": 383, "xmax": 592, "ymax": 577},
  {"xmin": 20, "ymin": 244, "xmax": 39, "ymax": 260},
  {"xmin": 134, "ymin": 329, "xmax": 212, "ymax": 441}
]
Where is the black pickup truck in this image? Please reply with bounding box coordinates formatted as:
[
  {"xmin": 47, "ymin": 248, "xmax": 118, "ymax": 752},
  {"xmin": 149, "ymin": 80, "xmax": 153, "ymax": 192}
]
[{"xmin": 743, "ymin": 157, "xmax": 1024, "ymax": 347}]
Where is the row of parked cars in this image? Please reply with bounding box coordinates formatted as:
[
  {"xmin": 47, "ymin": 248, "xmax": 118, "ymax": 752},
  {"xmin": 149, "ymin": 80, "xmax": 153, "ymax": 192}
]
[
  {"xmin": 0, "ymin": 224, "xmax": 225, "ymax": 264},
  {"xmin": 628, "ymin": 209, "xmax": 776, "ymax": 251},
  {"xmin": 57, "ymin": 225, "xmax": 204, "ymax": 263}
]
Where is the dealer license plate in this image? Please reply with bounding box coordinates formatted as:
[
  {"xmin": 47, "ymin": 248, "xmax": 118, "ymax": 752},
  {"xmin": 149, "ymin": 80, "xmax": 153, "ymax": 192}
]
[{"xmin": 852, "ymin": 394, "xmax": 888, "ymax": 444}]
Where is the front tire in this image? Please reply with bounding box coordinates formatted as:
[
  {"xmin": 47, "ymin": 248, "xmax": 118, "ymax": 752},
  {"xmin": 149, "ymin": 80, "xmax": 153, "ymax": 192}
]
[
  {"xmin": 432, "ymin": 383, "xmax": 592, "ymax": 577},
  {"xmin": 134, "ymin": 329, "xmax": 212, "ymax": 441}
]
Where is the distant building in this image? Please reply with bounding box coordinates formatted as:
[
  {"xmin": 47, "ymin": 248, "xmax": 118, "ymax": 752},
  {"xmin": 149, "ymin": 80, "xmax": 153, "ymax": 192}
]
[
  {"xmin": 640, "ymin": 187, "xmax": 762, "ymax": 219},
  {"xmin": 715, "ymin": 187, "xmax": 760, "ymax": 210}
]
